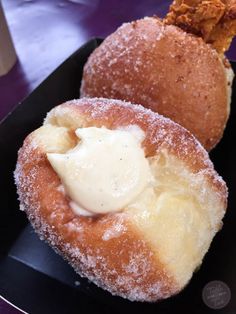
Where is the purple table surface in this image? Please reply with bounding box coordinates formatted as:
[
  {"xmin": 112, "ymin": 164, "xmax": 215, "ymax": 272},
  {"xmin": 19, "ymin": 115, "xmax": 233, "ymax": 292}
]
[
  {"xmin": 0, "ymin": 296, "xmax": 26, "ymax": 314},
  {"xmin": 0, "ymin": 1, "xmax": 236, "ymax": 313},
  {"xmin": 0, "ymin": 0, "xmax": 171, "ymax": 121},
  {"xmin": 0, "ymin": 0, "xmax": 236, "ymax": 121}
]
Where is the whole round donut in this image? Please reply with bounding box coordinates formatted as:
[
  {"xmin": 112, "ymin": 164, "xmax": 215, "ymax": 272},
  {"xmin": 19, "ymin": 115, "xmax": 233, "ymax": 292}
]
[
  {"xmin": 14, "ymin": 98, "xmax": 227, "ymax": 302},
  {"xmin": 80, "ymin": 17, "xmax": 234, "ymax": 151}
]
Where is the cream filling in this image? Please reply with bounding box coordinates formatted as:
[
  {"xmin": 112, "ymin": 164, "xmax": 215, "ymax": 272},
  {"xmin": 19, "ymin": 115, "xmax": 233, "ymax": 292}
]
[
  {"xmin": 125, "ymin": 152, "xmax": 224, "ymax": 288},
  {"xmin": 224, "ymin": 65, "xmax": 234, "ymax": 117},
  {"xmin": 219, "ymin": 55, "xmax": 234, "ymax": 117},
  {"xmin": 47, "ymin": 126, "xmax": 153, "ymax": 215},
  {"xmin": 32, "ymin": 123, "xmax": 224, "ymax": 290}
]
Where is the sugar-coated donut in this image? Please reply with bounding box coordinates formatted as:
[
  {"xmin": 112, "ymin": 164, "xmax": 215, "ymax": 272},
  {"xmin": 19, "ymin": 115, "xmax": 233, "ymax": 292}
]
[
  {"xmin": 80, "ymin": 17, "xmax": 234, "ymax": 151},
  {"xmin": 14, "ymin": 98, "xmax": 227, "ymax": 302}
]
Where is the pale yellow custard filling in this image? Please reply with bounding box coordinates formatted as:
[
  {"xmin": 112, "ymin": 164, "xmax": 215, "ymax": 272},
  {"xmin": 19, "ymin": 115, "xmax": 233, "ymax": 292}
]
[
  {"xmin": 47, "ymin": 126, "xmax": 153, "ymax": 215},
  {"xmin": 31, "ymin": 122, "xmax": 225, "ymax": 291}
]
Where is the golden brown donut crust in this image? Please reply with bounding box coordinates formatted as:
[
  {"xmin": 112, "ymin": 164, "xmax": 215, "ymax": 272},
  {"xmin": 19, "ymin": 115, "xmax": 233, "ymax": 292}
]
[
  {"xmin": 14, "ymin": 98, "xmax": 227, "ymax": 302},
  {"xmin": 80, "ymin": 17, "xmax": 232, "ymax": 151}
]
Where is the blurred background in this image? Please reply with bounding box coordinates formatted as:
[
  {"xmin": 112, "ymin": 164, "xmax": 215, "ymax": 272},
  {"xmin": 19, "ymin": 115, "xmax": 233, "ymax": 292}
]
[{"xmin": 0, "ymin": 0, "xmax": 236, "ymax": 120}]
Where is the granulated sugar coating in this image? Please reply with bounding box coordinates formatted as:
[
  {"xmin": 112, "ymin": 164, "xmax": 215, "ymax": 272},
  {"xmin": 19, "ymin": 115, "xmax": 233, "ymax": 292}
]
[
  {"xmin": 14, "ymin": 98, "xmax": 227, "ymax": 302},
  {"xmin": 81, "ymin": 17, "xmax": 233, "ymax": 151}
]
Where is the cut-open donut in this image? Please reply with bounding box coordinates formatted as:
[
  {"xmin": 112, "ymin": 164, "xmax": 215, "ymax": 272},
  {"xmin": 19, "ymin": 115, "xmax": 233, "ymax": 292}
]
[{"xmin": 15, "ymin": 98, "xmax": 227, "ymax": 302}]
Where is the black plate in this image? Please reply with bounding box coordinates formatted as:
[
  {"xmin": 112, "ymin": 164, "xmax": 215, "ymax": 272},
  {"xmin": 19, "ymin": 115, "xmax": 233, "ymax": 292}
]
[{"xmin": 0, "ymin": 38, "xmax": 236, "ymax": 314}]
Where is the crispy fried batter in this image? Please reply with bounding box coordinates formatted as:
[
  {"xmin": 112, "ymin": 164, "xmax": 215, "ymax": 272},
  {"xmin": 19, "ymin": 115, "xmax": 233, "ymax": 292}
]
[{"xmin": 164, "ymin": 0, "xmax": 236, "ymax": 54}]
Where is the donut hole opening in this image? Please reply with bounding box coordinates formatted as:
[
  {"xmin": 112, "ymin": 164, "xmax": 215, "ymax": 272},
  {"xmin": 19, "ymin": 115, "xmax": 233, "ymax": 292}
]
[
  {"xmin": 44, "ymin": 105, "xmax": 89, "ymax": 130},
  {"xmin": 31, "ymin": 124, "xmax": 79, "ymax": 153},
  {"xmin": 31, "ymin": 104, "xmax": 92, "ymax": 153}
]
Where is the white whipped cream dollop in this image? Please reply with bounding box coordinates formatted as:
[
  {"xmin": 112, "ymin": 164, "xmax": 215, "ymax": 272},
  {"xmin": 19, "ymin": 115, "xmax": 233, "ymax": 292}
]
[{"xmin": 47, "ymin": 126, "xmax": 152, "ymax": 216}]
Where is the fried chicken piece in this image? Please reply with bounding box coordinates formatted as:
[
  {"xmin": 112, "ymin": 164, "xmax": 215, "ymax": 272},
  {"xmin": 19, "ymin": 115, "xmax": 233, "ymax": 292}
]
[{"xmin": 164, "ymin": 0, "xmax": 236, "ymax": 54}]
